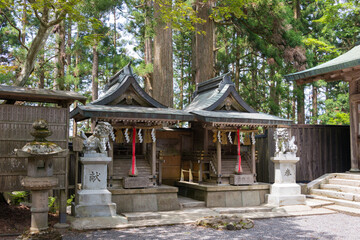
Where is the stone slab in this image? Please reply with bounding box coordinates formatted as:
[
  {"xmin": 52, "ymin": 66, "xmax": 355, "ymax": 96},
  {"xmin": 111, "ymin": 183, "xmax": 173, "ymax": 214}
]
[
  {"xmin": 305, "ymin": 198, "xmax": 334, "ymax": 208},
  {"xmin": 68, "ymin": 205, "xmax": 336, "ymax": 230},
  {"xmin": 132, "ymin": 194, "xmax": 157, "ymax": 212},
  {"xmin": 123, "ymin": 212, "xmax": 161, "ymax": 221},
  {"xmin": 224, "ymin": 191, "xmax": 242, "ymax": 207},
  {"xmin": 73, "ymin": 203, "xmax": 117, "ymax": 218},
  {"xmin": 230, "ymin": 174, "xmax": 254, "ymax": 185},
  {"xmin": 212, "ymin": 206, "xmax": 272, "ymax": 214},
  {"xmin": 267, "ymin": 194, "xmax": 306, "ymax": 206},
  {"xmin": 157, "ymin": 193, "xmax": 181, "ymax": 211},
  {"xmin": 324, "ymin": 204, "xmax": 360, "ymax": 215},
  {"xmin": 242, "ymin": 191, "xmax": 261, "ymax": 207},
  {"xmin": 123, "ymin": 177, "xmax": 151, "ymax": 189}
]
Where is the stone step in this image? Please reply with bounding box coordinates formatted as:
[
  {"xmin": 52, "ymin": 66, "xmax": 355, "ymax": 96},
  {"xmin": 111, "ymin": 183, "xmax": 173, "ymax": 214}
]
[
  {"xmin": 328, "ymin": 178, "xmax": 360, "ymax": 187},
  {"xmin": 310, "ymin": 189, "xmax": 360, "ymax": 202},
  {"xmin": 320, "ymin": 184, "xmax": 360, "ymax": 194},
  {"xmin": 305, "ymin": 198, "xmax": 334, "ymax": 208},
  {"xmin": 307, "ymin": 195, "xmax": 360, "ymax": 209},
  {"xmin": 324, "ymin": 204, "xmax": 360, "ymax": 215},
  {"xmin": 178, "ymin": 196, "xmax": 206, "ymax": 209},
  {"xmin": 212, "ymin": 206, "xmax": 272, "ymax": 214},
  {"xmin": 122, "ymin": 212, "xmax": 161, "ymax": 221},
  {"xmin": 333, "ymin": 173, "xmax": 360, "ymax": 181}
]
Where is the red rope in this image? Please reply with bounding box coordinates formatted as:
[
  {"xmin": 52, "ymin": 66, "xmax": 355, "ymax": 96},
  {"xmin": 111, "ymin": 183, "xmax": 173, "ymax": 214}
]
[
  {"xmin": 132, "ymin": 127, "xmax": 136, "ymax": 175},
  {"xmin": 237, "ymin": 129, "xmax": 242, "ymax": 173}
]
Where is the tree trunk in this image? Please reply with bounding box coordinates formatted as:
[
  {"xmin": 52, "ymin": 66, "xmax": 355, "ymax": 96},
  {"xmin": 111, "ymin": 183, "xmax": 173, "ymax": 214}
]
[
  {"xmin": 312, "ymin": 83, "xmax": 318, "ymax": 123},
  {"xmin": 54, "ymin": 21, "xmax": 65, "ymax": 90},
  {"xmin": 39, "ymin": 53, "xmax": 45, "ymax": 89},
  {"xmin": 193, "ymin": 0, "xmax": 215, "ymax": 84},
  {"xmin": 92, "ymin": 44, "xmax": 99, "ymax": 101},
  {"xmin": 296, "ymin": 84, "xmax": 305, "ymax": 124},
  {"xmin": 15, "ymin": 24, "xmax": 52, "ymax": 86},
  {"xmin": 180, "ymin": 48, "xmax": 184, "ymax": 110},
  {"xmin": 144, "ymin": 0, "xmax": 153, "ymax": 95},
  {"xmin": 153, "ymin": 2, "xmax": 173, "ymax": 107},
  {"xmin": 22, "ymin": 0, "xmax": 26, "ymax": 43}
]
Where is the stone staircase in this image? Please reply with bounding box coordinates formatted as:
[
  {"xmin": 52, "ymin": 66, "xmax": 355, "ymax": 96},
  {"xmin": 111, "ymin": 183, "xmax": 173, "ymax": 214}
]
[
  {"xmin": 308, "ymin": 173, "xmax": 360, "ymax": 210},
  {"xmin": 111, "ymin": 154, "xmax": 152, "ymax": 188}
]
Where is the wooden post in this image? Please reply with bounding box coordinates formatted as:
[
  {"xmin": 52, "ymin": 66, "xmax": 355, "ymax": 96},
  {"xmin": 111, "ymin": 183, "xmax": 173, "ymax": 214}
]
[
  {"xmin": 198, "ymin": 151, "xmax": 203, "ymax": 183},
  {"xmin": 349, "ymin": 98, "xmax": 360, "ymax": 172},
  {"xmin": 108, "ymin": 141, "xmax": 114, "ymax": 185},
  {"xmin": 216, "ymin": 140, "xmax": 222, "ymax": 184},
  {"xmin": 75, "ymin": 152, "xmax": 79, "ymax": 196},
  {"xmin": 152, "ymin": 140, "xmax": 157, "ymax": 184},
  {"xmin": 204, "ymin": 129, "xmax": 208, "ymax": 154},
  {"xmin": 251, "ymin": 138, "xmax": 256, "ymax": 182}
]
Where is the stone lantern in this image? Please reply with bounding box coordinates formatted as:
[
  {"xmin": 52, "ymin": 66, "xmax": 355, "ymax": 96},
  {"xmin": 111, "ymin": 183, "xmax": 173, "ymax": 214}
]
[{"xmin": 15, "ymin": 119, "xmax": 68, "ymax": 233}]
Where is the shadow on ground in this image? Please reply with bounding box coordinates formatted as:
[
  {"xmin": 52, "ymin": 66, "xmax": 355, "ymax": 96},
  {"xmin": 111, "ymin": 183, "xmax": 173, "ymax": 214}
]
[{"xmin": 63, "ymin": 213, "xmax": 358, "ymax": 240}]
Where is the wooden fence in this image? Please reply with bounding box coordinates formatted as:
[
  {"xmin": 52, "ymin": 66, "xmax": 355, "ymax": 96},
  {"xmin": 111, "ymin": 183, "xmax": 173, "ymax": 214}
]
[{"xmin": 256, "ymin": 124, "xmax": 350, "ymax": 183}]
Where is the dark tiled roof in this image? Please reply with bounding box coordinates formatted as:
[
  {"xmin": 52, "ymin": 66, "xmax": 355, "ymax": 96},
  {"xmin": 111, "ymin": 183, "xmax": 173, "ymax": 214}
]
[
  {"xmin": 70, "ymin": 105, "xmax": 194, "ymax": 122},
  {"xmin": 185, "ymin": 74, "xmax": 291, "ymax": 126},
  {"xmin": 70, "ymin": 63, "xmax": 193, "ymax": 122},
  {"xmin": 0, "ymin": 85, "xmax": 86, "ymax": 105}
]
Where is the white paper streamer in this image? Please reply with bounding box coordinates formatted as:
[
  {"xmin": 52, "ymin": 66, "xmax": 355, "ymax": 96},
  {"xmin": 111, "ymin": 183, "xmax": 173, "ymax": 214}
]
[
  {"xmin": 228, "ymin": 132, "xmax": 233, "ymax": 144},
  {"xmin": 240, "ymin": 132, "xmax": 244, "ymax": 144},
  {"xmin": 251, "ymin": 132, "xmax": 256, "ymax": 145},
  {"xmin": 138, "ymin": 129, "xmax": 143, "ymax": 143},
  {"xmin": 124, "ymin": 128, "xmax": 130, "ymax": 143},
  {"xmin": 217, "ymin": 131, "xmax": 222, "ymax": 143},
  {"xmin": 151, "ymin": 128, "xmax": 156, "ymax": 142}
]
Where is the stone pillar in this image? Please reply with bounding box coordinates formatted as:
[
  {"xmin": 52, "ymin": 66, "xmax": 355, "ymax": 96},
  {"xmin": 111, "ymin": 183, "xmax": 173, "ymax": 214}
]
[
  {"xmin": 267, "ymin": 128, "xmax": 305, "ymax": 206},
  {"xmin": 73, "ymin": 152, "xmax": 116, "ymax": 217}
]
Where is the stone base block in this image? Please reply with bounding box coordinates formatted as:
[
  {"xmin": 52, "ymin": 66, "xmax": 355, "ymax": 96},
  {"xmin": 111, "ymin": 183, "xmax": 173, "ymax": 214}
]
[
  {"xmin": 270, "ymin": 183, "xmax": 301, "ymax": 195},
  {"xmin": 76, "ymin": 189, "xmax": 113, "ymax": 204},
  {"xmin": 266, "ymin": 194, "xmax": 306, "ymax": 207},
  {"xmin": 123, "ymin": 177, "xmax": 150, "ymax": 189},
  {"xmin": 230, "ymin": 174, "xmax": 254, "ymax": 185},
  {"xmin": 72, "ymin": 202, "xmax": 117, "ymax": 218}
]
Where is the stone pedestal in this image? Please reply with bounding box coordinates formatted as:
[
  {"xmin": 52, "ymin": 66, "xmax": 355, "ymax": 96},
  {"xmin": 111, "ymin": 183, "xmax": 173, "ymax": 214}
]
[
  {"xmin": 267, "ymin": 153, "xmax": 306, "ymax": 206},
  {"xmin": 230, "ymin": 174, "xmax": 254, "ymax": 185},
  {"xmin": 73, "ymin": 152, "xmax": 116, "ymax": 217}
]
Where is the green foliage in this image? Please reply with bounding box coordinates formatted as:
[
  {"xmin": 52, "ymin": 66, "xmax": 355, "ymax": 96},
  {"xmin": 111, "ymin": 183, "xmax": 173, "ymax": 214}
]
[
  {"xmin": 67, "ymin": 194, "xmax": 75, "ymax": 206},
  {"xmin": 48, "ymin": 196, "xmax": 57, "ymax": 213},
  {"xmin": 9, "ymin": 191, "xmax": 28, "ymax": 205}
]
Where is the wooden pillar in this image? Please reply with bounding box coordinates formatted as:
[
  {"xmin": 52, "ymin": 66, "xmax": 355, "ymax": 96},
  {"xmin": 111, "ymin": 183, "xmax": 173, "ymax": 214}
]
[
  {"xmin": 349, "ymin": 80, "xmax": 360, "ymax": 172},
  {"xmin": 216, "ymin": 140, "xmax": 222, "ymax": 184},
  {"xmin": 152, "ymin": 140, "xmax": 157, "ymax": 184},
  {"xmin": 251, "ymin": 137, "xmax": 256, "ymax": 182},
  {"xmin": 349, "ymin": 97, "xmax": 360, "ymax": 172},
  {"xmin": 204, "ymin": 129, "xmax": 208, "ymax": 154},
  {"xmin": 108, "ymin": 141, "xmax": 114, "ymax": 182}
]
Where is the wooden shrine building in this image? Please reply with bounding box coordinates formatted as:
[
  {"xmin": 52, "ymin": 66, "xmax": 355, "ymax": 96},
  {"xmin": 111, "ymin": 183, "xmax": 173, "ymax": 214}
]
[
  {"xmin": 176, "ymin": 74, "xmax": 292, "ymax": 207},
  {"xmin": 285, "ymin": 44, "xmax": 360, "ymax": 173},
  {"xmin": 184, "ymin": 74, "xmax": 292, "ymax": 184},
  {"xmin": 70, "ymin": 64, "xmax": 194, "ymax": 212}
]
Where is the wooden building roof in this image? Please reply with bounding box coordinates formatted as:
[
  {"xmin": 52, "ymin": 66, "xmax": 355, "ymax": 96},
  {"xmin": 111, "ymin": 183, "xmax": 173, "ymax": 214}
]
[
  {"xmin": 0, "ymin": 85, "xmax": 86, "ymax": 106},
  {"xmin": 185, "ymin": 74, "xmax": 292, "ymax": 127},
  {"xmin": 70, "ymin": 63, "xmax": 194, "ymax": 124},
  {"xmin": 284, "ymin": 45, "xmax": 360, "ymax": 84}
]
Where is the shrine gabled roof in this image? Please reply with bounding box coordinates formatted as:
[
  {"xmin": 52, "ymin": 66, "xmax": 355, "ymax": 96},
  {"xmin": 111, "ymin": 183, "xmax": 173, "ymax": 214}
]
[
  {"xmin": 185, "ymin": 74, "xmax": 256, "ymax": 113},
  {"xmin": 0, "ymin": 85, "xmax": 86, "ymax": 106},
  {"xmin": 185, "ymin": 73, "xmax": 292, "ymax": 126},
  {"xmin": 284, "ymin": 45, "xmax": 360, "ymax": 82},
  {"xmin": 70, "ymin": 63, "xmax": 194, "ymax": 122},
  {"xmin": 70, "ymin": 105, "xmax": 194, "ymax": 122},
  {"xmin": 90, "ymin": 63, "xmax": 166, "ymax": 108}
]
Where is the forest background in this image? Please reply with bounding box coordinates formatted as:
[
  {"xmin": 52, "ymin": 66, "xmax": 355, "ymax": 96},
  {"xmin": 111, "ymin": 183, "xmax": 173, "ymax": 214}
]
[{"xmin": 0, "ymin": 0, "xmax": 359, "ymax": 133}]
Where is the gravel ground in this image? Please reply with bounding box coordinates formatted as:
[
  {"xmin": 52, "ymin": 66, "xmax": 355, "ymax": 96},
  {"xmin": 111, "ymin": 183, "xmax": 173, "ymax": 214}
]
[{"xmin": 62, "ymin": 213, "xmax": 360, "ymax": 240}]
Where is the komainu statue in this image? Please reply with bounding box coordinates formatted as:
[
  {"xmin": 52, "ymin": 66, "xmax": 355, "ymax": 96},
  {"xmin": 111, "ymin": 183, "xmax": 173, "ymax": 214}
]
[
  {"xmin": 274, "ymin": 128, "xmax": 298, "ymax": 157},
  {"xmin": 80, "ymin": 122, "xmax": 115, "ymax": 154}
]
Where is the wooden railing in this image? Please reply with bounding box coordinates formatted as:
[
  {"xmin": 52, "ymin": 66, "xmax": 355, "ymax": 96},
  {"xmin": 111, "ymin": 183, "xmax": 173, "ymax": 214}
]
[{"xmin": 180, "ymin": 150, "xmax": 213, "ymax": 182}]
